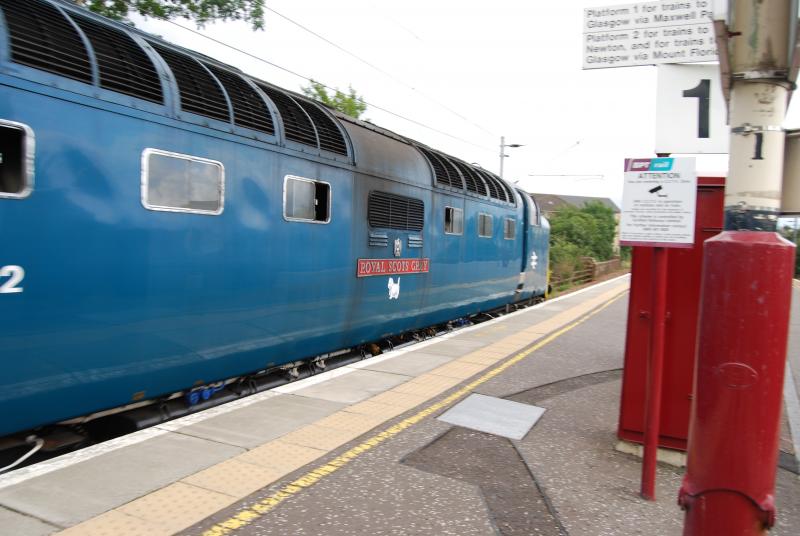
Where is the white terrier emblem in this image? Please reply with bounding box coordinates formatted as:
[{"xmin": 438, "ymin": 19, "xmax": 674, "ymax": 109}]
[{"xmin": 388, "ymin": 277, "xmax": 400, "ymax": 299}]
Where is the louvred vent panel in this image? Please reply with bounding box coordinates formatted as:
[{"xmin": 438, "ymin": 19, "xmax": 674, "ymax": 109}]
[
  {"xmin": 0, "ymin": 0, "xmax": 92, "ymax": 83},
  {"xmin": 451, "ymin": 160, "xmax": 487, "ymax": 196},
  {"xmin": 206, "ymin": 65, "xmax": 273, "ymax": 134},
  {"xmin": 151, "ymin": 43, "xmax": 230, "ymax": 122},
  {"xmin": 296, "ymin": 99, "xmax": 348, "ymax": 155},
  {"xmin": 71, "ymin": 14, "xmax": 162, "ymax": 103},
  {"xmin": 368, "ymin": 191, "xmax": 424, "ymax": 232},
  {"xmin": 417, "ymin": 147, "xmax": 461, "ymax": 189},
  {"xmin": 256, "ymin": 84, "xmax": 318, "ymax": 147}
]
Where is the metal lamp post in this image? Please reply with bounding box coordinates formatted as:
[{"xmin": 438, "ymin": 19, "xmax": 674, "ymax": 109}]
[{"xmin": 499, "ymin": 136, "xmax": 523, "ymax": 179}]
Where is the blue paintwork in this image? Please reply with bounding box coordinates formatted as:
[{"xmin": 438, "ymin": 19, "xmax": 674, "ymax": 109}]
[{"xmin": 0, "ymin": 1, "xmax": 549, "ymax": 437}]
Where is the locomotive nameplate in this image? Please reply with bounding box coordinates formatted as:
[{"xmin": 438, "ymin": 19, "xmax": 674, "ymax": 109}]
[{"xmin": 357, "ymin": 258, "xmax": 430, "ymax": 277}]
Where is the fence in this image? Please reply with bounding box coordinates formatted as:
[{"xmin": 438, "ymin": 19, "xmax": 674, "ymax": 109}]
[{"xmin": 550, "ymin": 256, "xmax": 622, "ymax": 290}]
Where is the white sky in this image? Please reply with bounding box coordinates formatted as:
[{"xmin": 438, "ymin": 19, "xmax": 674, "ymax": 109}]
[{"xmin": 132, "ymin": 0, "xmax": 800, "ymax": 207}]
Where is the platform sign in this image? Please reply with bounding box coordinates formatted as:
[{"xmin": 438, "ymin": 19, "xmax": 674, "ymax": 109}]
[
  {"xmin": 656, "ymin": 64, "xmax": 728, "ymax": 154},
  {"xmin": 583, "ymin": 1, "xmax": 718, "ymax": 69},
  {"xmin": 620, "ymin": 157, "xmax": 697, "ymax": 247}
]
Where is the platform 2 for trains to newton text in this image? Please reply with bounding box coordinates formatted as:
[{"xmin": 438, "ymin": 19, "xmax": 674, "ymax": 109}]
[{"xmin": 1, "ymin": 275, "xmax": 798, "ymax": 536}]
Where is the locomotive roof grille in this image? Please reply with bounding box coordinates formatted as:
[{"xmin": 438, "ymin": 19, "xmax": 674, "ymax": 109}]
[
  {"xmin": 485, "ymin": 170, "xmax": 513, "ymax": 203},
  {"xmin": 204, "ymin": 64, "xmax": 274, "ymax": 135},
  {"xmin": 438, "ymin": 154, "xmax": 466, "ymax": 190},
  {"xmin": 417, "ymin": 147, "xmax": 462, "ymax": 190},
  {"xmin": 71, "ymin": 14, "xmax": 163, "ymax": 103},
  {"xmin": 256, "ymin": 83, "xmax": 318, "ymax": 147},
  {"xmin": 477, "ymin": 168, "xmax": 503, "ymax": 201},
  {"xmin": 500, "ymin": 178, "xmax": 515, "ymax": 202},
  {"xmin": 0, "ymin": 0, "xmax": 92, "ymax": 84},
  {"xmin": 368, "ymin": 191, "xmax": 424, "ymax": 232},
  {"xmin": 450, "ymin": 159, "xmax": 487, "ymax": 196},
  {"xmin": 150, "ymin": 43, "xmax": 230, "ymax": 123},
  {"xmin": 295, "ymin": 99, "xmax": 348, "ymax": 155}
]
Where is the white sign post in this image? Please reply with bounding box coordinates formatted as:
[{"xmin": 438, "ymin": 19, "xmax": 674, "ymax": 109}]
[
  {"xmin": 655, "ymin": 64, "xmax": 729, "ymax": 154},
  {"xmin": 583, "ymin": 1, "xmax": 717, "ymax": 69},
  {"xmin": 620, "ymin": 157, "xmax": 697, "ymax": 247}
]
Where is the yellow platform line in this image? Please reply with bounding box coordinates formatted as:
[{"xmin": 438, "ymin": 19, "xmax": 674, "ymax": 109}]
[
  {"xmin": 199, "ymin": 285, "xmax": 629, "ymax": 536},
  {"xmin": 56, "ymin": 282, "xmax": 628, "ymax": 536}
]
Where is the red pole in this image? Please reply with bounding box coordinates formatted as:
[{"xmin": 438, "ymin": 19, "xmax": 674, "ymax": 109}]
[
  {"xmin": 679, "ymin": 231, "xmax": 794, "ymax": 534},
  {"xmin": 641, "ymin": 246, "xmax": 667, "ymax": 500}
]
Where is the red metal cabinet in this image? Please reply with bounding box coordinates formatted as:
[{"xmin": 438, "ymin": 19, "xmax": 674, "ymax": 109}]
[{"xmin": 618, "ymin": 176, "xmax": 725, "ymax": 451}]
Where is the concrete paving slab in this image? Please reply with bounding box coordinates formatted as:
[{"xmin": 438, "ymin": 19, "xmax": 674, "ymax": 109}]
[
  {"xmin": 289, "ymin": 368, "xmax": 411, "ymax": 405},
  {"xmin": 0, "ymin": 432, "xmax": 242, "ymax": 528},
  {"xmin": 422, "ymin": 338, "xmax": 488, "ymax": 357},
  {"xmin": 175, "ymin": 393, "xmax": 345, "ymax": 449},
  {"xmin": 363, "ymin": 351, "xmax": 455, "ymax": 376},
  {"xmin": 185, "ymin": 411, "xmax": 496, "ymax": 536},
  {"xmin": 438, "ymin": 393, "xmax": 546, "ymax": 440},
  {"xmin": 475, "ymin": 295, "xmax": 630, "ymax": 399},
  {"xmin": 515, "ymin": 379, "xmax": 685, "ymax": 535},
  {"xmin": 0, "ymin": 505, "xmax": 59, "ymax": 535}
]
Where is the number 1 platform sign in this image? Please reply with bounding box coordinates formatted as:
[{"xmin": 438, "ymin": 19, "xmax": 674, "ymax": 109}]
[
  {"xmin": 655, "ymin": 64, "xmax": 728, "ymax": 154},
  {"xmin": 620, "ymin": 157, "xmax": 697, "ymax": 248}
]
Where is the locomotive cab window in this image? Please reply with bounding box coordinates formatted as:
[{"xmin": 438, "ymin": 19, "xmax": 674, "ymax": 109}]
[
  {"xmin": 504, "ymin": 217, "xmax": 516, "ymax": 240},
  {"xmin": 142, "ymin": 149, "xmax": 224, "ymax": 215},
  {"xmin": 478, "ymin": 213, "xmax": 493, "ymax": 238},
  {"xmin": 444, "ymin": 206, "xmax": 463, "ymax": 235},
  {"xmin": 284, "ymin": 175, "xmax": 331, "ymax": 223},
  {"xmin": 0, "ymin": 121, "xmax": 33, "ymax": 198}
]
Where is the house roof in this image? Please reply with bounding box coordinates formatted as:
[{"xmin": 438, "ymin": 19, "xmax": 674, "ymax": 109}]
[{"xmin": 529, "ymin": 193, "xmax": 620, "ymax": 213}]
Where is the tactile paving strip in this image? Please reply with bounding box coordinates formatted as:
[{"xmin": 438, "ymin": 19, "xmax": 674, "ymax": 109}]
[{"xmin": 56, "ymin": 281, "xmax": 630, "ymax": 536}]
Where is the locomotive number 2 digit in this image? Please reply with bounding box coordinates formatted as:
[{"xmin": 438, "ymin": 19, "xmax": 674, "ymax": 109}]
[{"xmin": 0, "ymin": 265, "xmax": 24, "ymax": 294}]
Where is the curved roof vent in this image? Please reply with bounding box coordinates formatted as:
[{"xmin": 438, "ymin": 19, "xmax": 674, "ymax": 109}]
[
  {"xmin": 499, "ymin": 178, "xmax": 516, "ymax": 202},
  {"xmin": 150, "ymin": 43, "xmax": 230, "ymax": 123},
  {"xmin": 450, "ymin": 159, "xmax": 487, "ymax": 196},
  {"xmin": 482, "ymin": 170, "xmax": 514, "ymax": 203},
  {"xmin": 416, "ymin": 147, "xmax": 464, "ymax": 190},
  {"xmin": 481, "ymin": 170, "xmax": 512, "ymax": 203},
  {"xmin": 0, "ymin": 0, "xmax": 92, "ymax": 83},
  {"xmin": 256, "ymin": 84, "xmax": 318, "ymax": 147},
  {"xmin": 475, "ymin": 169, "xmax": 501, "ymax": 200},
  {"xmin": 295, "ymin": 100, "xmax": 348, "ymax": 155},
  {"xmin": 204, "ymin": 65, "xmax": 273, "ymax": 135},
  {"xmin": 71, "ymin": 14, "xmax": 162, "ymax": 103}
]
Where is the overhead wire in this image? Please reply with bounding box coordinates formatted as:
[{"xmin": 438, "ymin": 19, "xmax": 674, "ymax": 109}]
[
  {"xmin": 160, "ymin": 19, "xmax": 495, "ymax": 153},
  {"xmin": 261, "ymin": 4, "xmax": 497, "ymax": 137}
]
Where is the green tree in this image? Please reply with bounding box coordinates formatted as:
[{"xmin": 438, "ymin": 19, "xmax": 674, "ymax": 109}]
[
  {"xmin": 778, "ymin": 221, "xmax": 800, "ymax": 277},
  {"xmin": 77, "ymin": 0, "xmax": 265, "ymax": 30},
  {"xmin": 549, "ymin": 201, "xmax": 617, "ymax": 261},
  {"xmin": 547, "ymin": 201, "xmax": 618, "ymax": 289},
  {"xmin": 301, "ymin": 80, "xmax": 367, "ymax": 119}
]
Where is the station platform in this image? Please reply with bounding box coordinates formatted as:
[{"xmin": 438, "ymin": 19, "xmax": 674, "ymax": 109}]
[{"xmin": 1, "ymin": 275, "xmax": 798, "ymax": 536}]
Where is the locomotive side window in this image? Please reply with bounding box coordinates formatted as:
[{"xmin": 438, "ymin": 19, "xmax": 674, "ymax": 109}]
[
  {"xmin": 142, "ymin": 149, "xmax": 224, "ymax": 215},
  {"xmin": 504, "ymin": 217, "xmax": 516, "ymax": 240},
  {"xmin": 0, "ymin": 121, "xmax": 33, "ymax": 199},
  {"xmin": 478, "ymin": 213, "xmax": 493, "ymax": 238},
  {"xmin": 444, "ymin": 207, "xmax": 463, "ymax": 235},
  {"xmin": 284, "ymin": 175, "xmax": 331, "ymax": 223}
]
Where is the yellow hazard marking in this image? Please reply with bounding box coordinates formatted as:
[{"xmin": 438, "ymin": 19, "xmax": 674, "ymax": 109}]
[{"xmin": 201, "ymin": 288, "xmax": 628, "ymax": 536}]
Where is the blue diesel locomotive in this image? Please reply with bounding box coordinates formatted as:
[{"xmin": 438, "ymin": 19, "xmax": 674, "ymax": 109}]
[{"xmin": 0, "ymin": 0, "xmax": 549, "ymax": 441}]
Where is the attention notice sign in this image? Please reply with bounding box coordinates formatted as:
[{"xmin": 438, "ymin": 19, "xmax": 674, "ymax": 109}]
[{"xmin": 620, "ymin": 157, "xmax": 697, "ymax": 247}]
